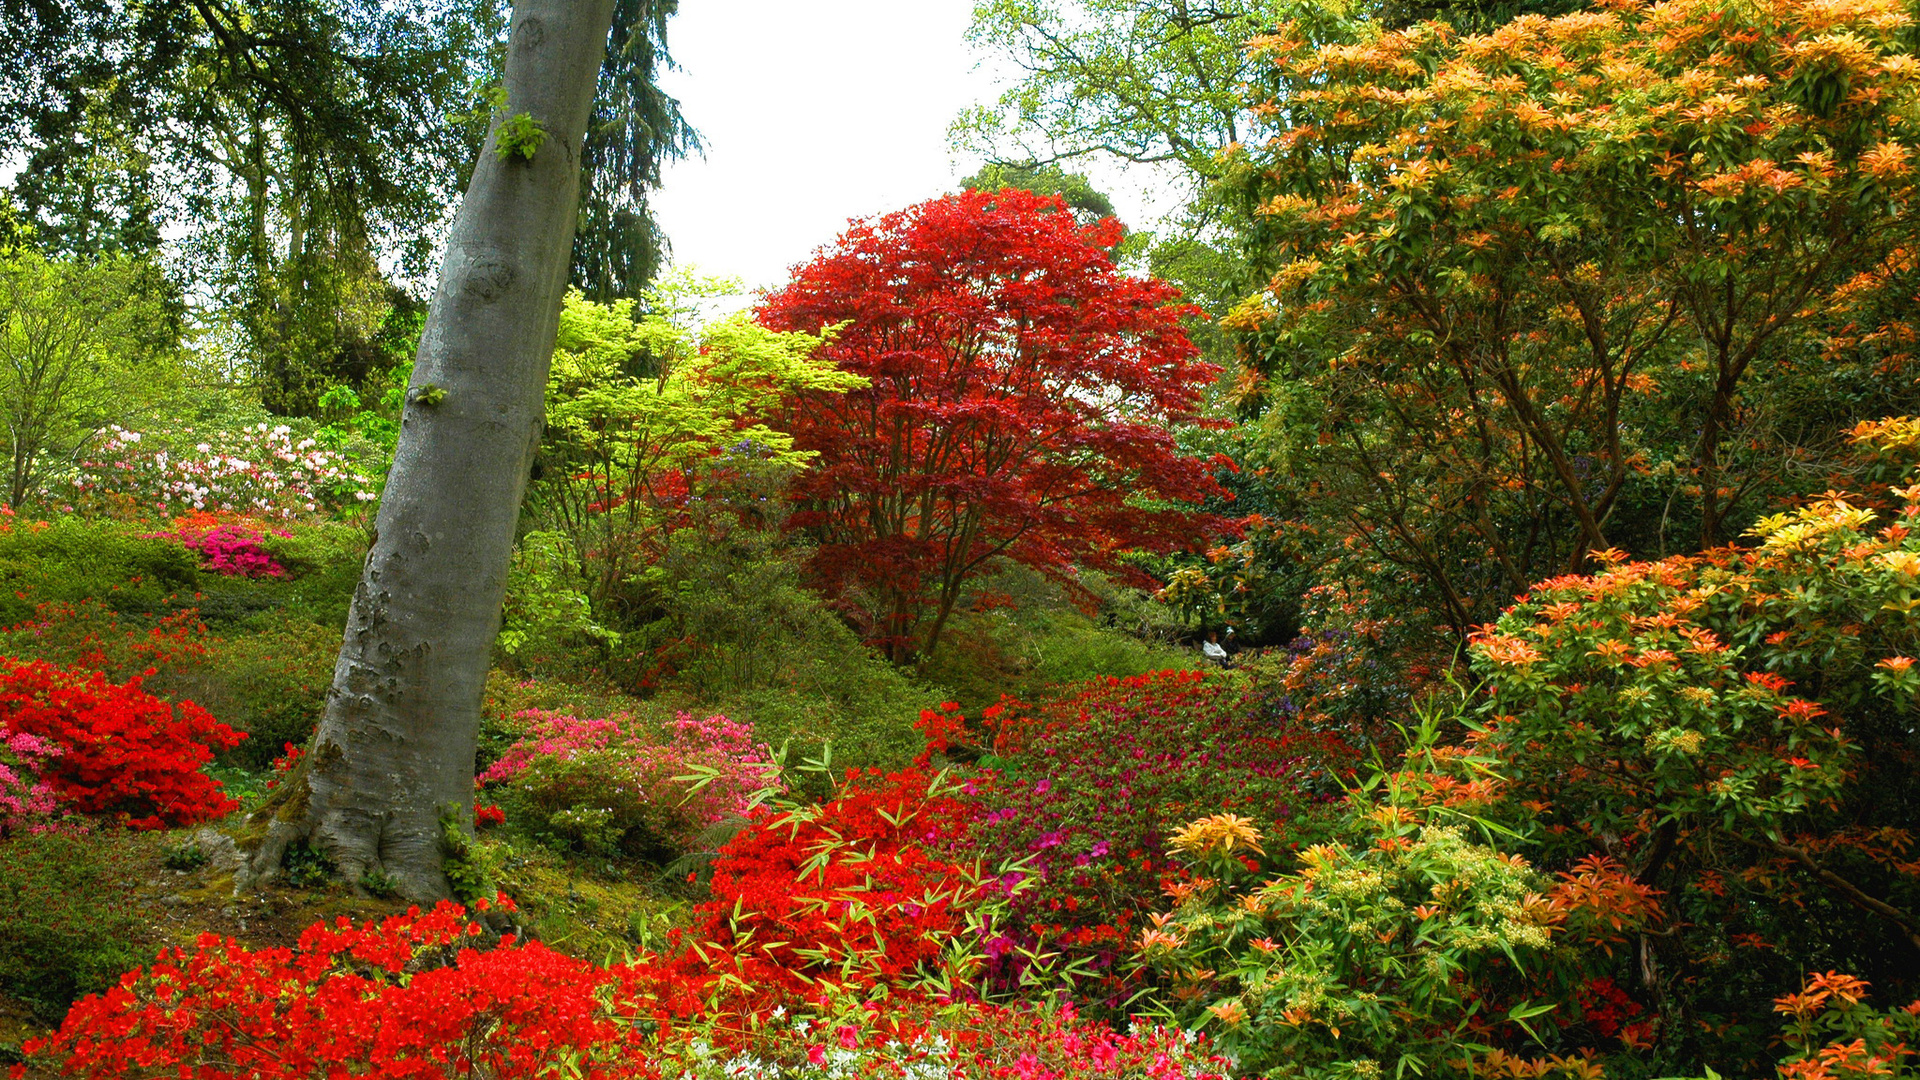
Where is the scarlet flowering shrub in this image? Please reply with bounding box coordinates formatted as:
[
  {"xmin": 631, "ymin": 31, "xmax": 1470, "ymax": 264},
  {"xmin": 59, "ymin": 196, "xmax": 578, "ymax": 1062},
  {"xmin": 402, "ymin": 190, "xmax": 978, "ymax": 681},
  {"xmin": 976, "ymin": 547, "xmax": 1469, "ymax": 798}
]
[
  {"xmin": 23, "ymin": 898, "xmax": 1236, "ymax": 1080},
  {"xmin": 479, "ymin": 708, "xmax": 778, "ymax": 858},
  {"xmin": 920, "ymin": 1003, "xmax": 1230, "ymax": 1080},
  {"xmin": 0, "ymin": 658, "xmax": 243, "ymax": 829},
  {"xmin": 18, "ymin": 897, "xmax": 654, "ymax": 1080},
  {"xmin": 265, "ymin": 740, "xmax": 305, "ymax": 791},
  {"xmin": 683, "ymin": 765, "xmax": 984, "ymax": 1006},
  {"xmin": 922, "ymin": 670, "xmax": 1356, "ymax": 997},
  {"xmin": 0, "ymin": 597, "xmax": 209, "ymax": 686}
]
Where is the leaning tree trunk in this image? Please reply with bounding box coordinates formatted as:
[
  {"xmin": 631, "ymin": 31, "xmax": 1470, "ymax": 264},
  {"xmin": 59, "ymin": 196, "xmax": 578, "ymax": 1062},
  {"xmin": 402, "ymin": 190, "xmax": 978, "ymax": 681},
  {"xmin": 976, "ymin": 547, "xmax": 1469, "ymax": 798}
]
[{"xmin": 241, "ymin": 0, "xmax": 616, "ymax": 901}]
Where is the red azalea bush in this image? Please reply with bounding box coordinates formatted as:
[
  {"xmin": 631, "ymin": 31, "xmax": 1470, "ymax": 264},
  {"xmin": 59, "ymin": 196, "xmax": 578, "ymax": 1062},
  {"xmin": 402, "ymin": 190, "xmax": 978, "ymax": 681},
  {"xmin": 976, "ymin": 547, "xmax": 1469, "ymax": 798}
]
[
  {"xmin": 921, "ymin": 670, "xmax": 1357, "ymax": 996},
  {"xmin": 17, "ymin": 897, "xmax": 651, "ymax": 1080},
  {"xmin": 0, "ymin": 658, "xmax": 243, "ymax": 829},
  {"xmin": 0, "ymin": 598, "xmax": 209, "ymax": 686},
  {"xmin": 683, "ymin": 765, "xmax": 984, "ymax": 1006},
  {"xmin": 21, "ymin": 896, "xmax": 1235, "ymax": 1080}
]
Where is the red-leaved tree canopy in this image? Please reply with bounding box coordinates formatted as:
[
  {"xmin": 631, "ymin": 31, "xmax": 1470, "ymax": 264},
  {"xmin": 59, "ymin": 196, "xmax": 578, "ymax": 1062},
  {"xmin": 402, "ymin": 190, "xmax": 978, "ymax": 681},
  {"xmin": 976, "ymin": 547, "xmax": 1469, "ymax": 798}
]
[{"xmin": 759, "ymin": 188, "xmax": 1228, "ymax": 661}]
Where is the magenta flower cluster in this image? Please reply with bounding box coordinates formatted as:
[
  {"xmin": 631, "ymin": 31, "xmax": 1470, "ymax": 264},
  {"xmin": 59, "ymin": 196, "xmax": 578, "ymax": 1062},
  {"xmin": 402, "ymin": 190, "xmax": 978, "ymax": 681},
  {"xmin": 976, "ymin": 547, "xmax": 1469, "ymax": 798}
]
[
  {"xmin": 0, "ymin": 727, "xmax": 73, "ymax": 836},
  {"xmin": 941, "ymin": 672, "xmax": 1356, "ymax": 993},
  {"xmin": 178, "ymin": 523, "xmax": 290, "ymax": 579},
  {"xmin": 477, "ymin": 710, "xmax": 626, "ymax": 787}
]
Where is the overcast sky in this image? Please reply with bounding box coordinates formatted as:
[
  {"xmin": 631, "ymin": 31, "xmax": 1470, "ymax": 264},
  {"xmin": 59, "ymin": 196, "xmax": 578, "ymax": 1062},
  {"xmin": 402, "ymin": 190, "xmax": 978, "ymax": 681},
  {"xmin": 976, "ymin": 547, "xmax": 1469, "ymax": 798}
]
[
  {"xmin": 648, "ymin": 0, "xmax": 1168, "ymax": 300},
  {"xmin": 649, "ymin": 0, "xmax": 991, "ymax": 295}
]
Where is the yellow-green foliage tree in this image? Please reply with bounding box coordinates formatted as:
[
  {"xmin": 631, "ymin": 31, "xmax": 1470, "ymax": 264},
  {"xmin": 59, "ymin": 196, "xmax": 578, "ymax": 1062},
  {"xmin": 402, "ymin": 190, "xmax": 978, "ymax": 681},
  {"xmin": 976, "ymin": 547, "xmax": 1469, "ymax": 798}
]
[
  {"xmin": 526, "ymin": 273, "xmax": 864, "ymax": 631},
  {"xmin": 0, "ymin": 250, "xmax": 179, "ymax": 508}
]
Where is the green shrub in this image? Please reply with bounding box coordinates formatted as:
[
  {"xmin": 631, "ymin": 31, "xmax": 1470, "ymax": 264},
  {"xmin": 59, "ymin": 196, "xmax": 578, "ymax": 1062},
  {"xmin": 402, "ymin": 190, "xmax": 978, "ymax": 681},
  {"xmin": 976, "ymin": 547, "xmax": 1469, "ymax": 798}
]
[
  {"xmin": 0, "ymin": 517, "xmax": 197, "ymax": 625},
  {"xmin": 0, "ymin": 831, "xmax": 144, "ymax": 1020},
  {"xmin": 701, "ymin": 654, "xmax": 931, "ymax": 777},
  {"xmin": 916, "ymin": 598, "xmax": 1196, "ymax": 710},
  {"xmin": 1024, "ymin": 610, "xmax": 1195, "ymax": 687},
  {"xmin": 195, "ymin": 520, "xmax": 366, "ymax": 630},
  {"xmin": 190, "ymin": 611, "xmax": 338, "ymax": 768},
  {"xmin": 615, "ymin": 484, "xmax": 943, "ymax": 774},
  {"xmin": 0, "ymin": 515, "xmax": 363, "ymax": 640},
  {"xmin": 1138, "ymin": 729, "xmax": 1637, "ymax": 1080},
  {"xmin": 497, "ymin": 529, "xmax": 616, "ymax": 667}
]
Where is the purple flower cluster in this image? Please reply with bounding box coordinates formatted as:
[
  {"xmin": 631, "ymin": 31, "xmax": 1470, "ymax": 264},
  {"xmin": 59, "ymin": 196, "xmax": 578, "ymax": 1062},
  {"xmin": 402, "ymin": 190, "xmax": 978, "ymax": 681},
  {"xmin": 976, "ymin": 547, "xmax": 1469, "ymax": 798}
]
[{"xmin": 944, "ymin": 671, "xmax": 1357, "ymax": 994}]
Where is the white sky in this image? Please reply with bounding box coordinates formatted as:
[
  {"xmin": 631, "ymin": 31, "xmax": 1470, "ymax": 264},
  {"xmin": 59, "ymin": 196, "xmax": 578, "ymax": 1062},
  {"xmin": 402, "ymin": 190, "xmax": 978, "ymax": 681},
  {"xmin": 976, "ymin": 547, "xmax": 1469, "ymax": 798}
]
[{"xmin": 649, "ymin": 0, "xmax": 1169, "ymax": 301}]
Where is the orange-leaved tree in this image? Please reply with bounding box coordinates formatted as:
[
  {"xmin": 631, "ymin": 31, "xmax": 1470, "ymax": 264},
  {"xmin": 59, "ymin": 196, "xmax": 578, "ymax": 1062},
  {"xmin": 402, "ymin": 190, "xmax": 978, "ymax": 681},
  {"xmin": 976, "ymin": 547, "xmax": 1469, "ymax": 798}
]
[
  {"xmin": 1463, "ymin": 417, "xmax": 1920, "ymax": 1064},
  {"xmin": 760, "ymin": 188, "xmax": 1229, "ymax": 662},
  {"xmin": 1224, "ymin": 0, "xmax": 1920, "ymax": 630}
]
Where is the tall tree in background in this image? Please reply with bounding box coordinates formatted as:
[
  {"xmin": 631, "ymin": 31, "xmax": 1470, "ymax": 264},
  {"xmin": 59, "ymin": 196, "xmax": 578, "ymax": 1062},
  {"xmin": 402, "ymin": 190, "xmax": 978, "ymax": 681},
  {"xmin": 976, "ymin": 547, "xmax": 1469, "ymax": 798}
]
[
  {"xmin": 0, "ymin": 252, "xmax": 181, "ymax": 507},
  {"xmin": 960, "ymin": 162, "xmax": 1120, "ymax": 227},
  {"xmin": 571, "ymin": 0, "xmax": 700, "ymax": 302},
  {"xmin": 955, "ymin": 0, "xmax": 1296, "ymax": 319},
  {"xmin": 1, "ymin": 0, "xmax": 497, "ymax": 412},
  {"xmin": 760, "ymin": 189, "xmax": 1228, "ymax": 663},
  {"xmin": 0, "ymin": 3, "xmax": 166, "ymax": 259},
  {"xmin": 2, "ymin": 2, "xmax": 695, "ymax": 404},
  {"xmin": 243, "ymin": 0, "xmax": 617, "ymax": 900}
]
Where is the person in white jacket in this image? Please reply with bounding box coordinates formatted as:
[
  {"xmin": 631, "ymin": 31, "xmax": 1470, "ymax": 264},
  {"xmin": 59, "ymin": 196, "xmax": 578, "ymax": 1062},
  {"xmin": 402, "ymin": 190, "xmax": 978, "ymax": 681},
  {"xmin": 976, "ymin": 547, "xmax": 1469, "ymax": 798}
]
[{"xmin": 1202, "ymin": 632, "xmax": 1229, "ymax": 667}]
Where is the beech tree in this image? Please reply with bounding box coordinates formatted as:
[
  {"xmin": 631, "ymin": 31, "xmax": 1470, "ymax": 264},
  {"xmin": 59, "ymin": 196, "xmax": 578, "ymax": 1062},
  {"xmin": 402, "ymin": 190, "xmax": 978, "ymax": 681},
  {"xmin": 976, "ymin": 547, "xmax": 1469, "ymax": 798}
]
[
  {"xmin": 759, "ymin": 188, "xmax": 1227, "ymax": 663},
  {"xmin": 242, "ymin": 0, "xmax": 616, "ymax": 900}
]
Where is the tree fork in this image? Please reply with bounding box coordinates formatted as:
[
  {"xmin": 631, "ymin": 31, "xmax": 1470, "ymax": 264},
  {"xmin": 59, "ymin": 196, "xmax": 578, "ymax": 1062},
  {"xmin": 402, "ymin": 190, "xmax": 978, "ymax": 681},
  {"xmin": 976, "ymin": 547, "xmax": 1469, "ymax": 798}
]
[{"xmin": 237, "ymin": 0, "xmax": 616, "ymax": 901}]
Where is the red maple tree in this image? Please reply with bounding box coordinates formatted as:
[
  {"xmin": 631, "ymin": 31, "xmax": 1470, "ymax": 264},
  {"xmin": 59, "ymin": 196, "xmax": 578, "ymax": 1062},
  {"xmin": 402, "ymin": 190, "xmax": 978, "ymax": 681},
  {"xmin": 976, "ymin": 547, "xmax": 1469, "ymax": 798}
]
[{"xmin": 759, "ymin": 188, "xmax": 1228, "ymax": 661}]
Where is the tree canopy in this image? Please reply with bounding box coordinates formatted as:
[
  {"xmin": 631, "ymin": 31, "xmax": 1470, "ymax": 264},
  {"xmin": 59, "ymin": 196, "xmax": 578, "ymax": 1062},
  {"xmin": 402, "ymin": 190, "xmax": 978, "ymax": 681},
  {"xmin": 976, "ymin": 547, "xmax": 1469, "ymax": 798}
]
[
  {"xmin": 1221, "ymin": 0, "xmax": 1920, "ymax": 628},
  {"xmin": 760, "ymin": 188, "xmax": 1227, "ymax": 662}
]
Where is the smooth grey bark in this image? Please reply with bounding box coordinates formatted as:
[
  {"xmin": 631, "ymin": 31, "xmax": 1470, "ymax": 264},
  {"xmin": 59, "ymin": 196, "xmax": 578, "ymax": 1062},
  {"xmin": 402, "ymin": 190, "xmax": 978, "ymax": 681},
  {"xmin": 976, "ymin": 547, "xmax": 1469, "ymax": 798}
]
[{"xmin": 241, "ymin": 0, "xmax": 617, "ymax": 901}]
